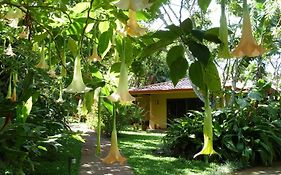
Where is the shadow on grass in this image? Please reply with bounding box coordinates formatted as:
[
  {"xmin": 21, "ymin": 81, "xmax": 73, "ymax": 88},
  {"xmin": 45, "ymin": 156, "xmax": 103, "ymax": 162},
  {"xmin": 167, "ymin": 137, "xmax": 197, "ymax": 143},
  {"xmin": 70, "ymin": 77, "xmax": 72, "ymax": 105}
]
[{"xmin": 118, "ymin": 131, "xmax": 218, "ymax": 175}]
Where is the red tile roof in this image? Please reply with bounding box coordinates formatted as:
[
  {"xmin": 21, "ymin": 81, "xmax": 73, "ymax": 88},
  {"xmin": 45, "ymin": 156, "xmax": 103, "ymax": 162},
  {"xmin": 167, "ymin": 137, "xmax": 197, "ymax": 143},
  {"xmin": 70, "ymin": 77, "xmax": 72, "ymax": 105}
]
[
  {"xmin": 129, "ymin": 78, "xmax": 194, "ymax": 95},
  {"xmin": 129, "ymin": 77, "xmax": 255, "ymax": 95}
]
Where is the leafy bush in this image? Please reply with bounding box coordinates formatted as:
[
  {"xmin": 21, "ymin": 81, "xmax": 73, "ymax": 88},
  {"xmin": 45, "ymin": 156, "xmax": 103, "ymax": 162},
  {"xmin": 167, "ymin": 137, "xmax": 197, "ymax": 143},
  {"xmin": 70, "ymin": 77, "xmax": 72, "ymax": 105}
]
[
  {"xmin": 163, "ymin": 82, "xmax": 281, "ymax": 166},
  {"xmin": 101, "ymin": 103, "xmax": 144, "ymax": 136}
]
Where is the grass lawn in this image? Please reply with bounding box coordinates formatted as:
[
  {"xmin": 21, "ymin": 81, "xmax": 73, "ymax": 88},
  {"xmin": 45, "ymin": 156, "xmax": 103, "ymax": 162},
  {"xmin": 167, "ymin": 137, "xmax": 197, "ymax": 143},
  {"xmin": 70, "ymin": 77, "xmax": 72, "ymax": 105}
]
[
  {"xmin": 119, "ymin": 131, "xmax": 239, "ymax": 175},
  {"xmin": 32, "ymin": 133, "xmax": 83, "ymax": 175}
]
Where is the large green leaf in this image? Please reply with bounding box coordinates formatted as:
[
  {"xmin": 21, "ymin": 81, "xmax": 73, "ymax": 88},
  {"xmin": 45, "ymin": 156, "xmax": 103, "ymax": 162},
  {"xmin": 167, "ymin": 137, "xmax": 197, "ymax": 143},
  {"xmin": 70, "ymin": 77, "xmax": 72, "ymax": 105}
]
[
  {"xmin": 198, "ymin": 0, "xmax": 212, "ymax": 12},
  {"xmin": 166, "ymin": 24, "xmax": 182, "ymax": 36},
  {"xmin": 166, "ymin": 45, "xmax": 188, "ymax": 86},
  {"xmin": 98, "ymin": 29, "xmax": 112, "ymax": 58},
  {"xmin": 16, "ymin": 97, "xmax": 33, "ymax": 123},
  {"xmin": 204, "ymin": 61, "xmax": 221, "ymax": 92},
  {"xmin": 191, "ymin": 29, "xmax": 205, "ymax": 42},
  {"xmin": 188, "ymin": 40, "xmax": 210, "ymax": 66},
  {"xmin": 152, "ymin": 30, "xmax": 180, "ymax": 40},
  {"xmin": 204, "ymin": 27, "xmax": 221, "ymax": 43},
  {"xmin": 189, "ymin": 61, "xmax": 205, "ymax": 90},
  {"xmin": 180, "ymin": 18, "xmax": 193, "ymax": 35}
]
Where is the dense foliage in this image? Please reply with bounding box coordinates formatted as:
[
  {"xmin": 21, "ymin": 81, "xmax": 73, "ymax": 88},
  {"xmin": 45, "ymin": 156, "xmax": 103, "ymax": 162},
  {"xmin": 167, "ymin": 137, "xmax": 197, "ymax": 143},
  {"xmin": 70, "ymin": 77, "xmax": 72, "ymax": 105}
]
[
  {"xmin": 0, "ymin": 0, "xmax": 280, "ymax": 173},
  {"xmin": 163, "ymin": 80, "xmax": 281, "ymax": 166},
  {"xmin": 99, "ymin": 103, "xmax": 144, "ymax": 136}
]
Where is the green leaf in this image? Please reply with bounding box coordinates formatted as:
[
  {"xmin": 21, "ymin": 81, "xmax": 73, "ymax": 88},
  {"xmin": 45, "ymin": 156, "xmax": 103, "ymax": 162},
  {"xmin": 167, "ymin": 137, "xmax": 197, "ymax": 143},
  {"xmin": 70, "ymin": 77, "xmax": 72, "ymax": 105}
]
[
  {"xmin": 204, "ymin": 61, "xmax": 221, "ymax": 92},
  {"xmin": 68, "ymin": 38, "xmax": 78, "ymax": 57},
  {"xmin": 152, "ymin": 30, "xmax": 180, "ymax": 40},
  {"xmin": 204, "ymin": 28, "xmax": 221, "ymax": 43},
  {"xmin": 189, "ymin": 61, "xmax": 205, "ymax": 90},
  {"xmin": 191, "ymin": 30, "xmax": 205, "ymax": 42},
  {"xmin": 99, "ymin": 21, "xmax": 110, "ymax": 33},
  {"xmin": 110, "ymin": 62, "xmax": 121, "ymax": 73},
  {"xmin": 198, "ymin": 0, "xmax": 212, "ymax": 12},
  {"xmin": 72, "ymin": 134, "xmax": 85, "ymax": 143},
  {"xmin": 33, "ymin": 32, "xmax": 48, "ymax": 43},
  {"xmin": 166, "ymin": 45, "xmax": 188, "ymax": 86},
  {"xmin": 166, "ymin": 24, "xmax": 182, "ymax": 36},
  {"xmin": 38, "ymin": 146, "xmax": 47, "ymax": 151},
  {"xmin": 188, "ymin": 40, "xmax": 210, "ymax": 66},
  {"xmin": 71, "ymin": 2, "xmax": 90, "ymax": 14},
  {"xmin": 16, "ymin": 97, "xmax": 33, "ymax": 123},
  {"xmin": 103, "ymin": 99, "xmax": 113, "ymax": 114},
  {"xmin": 98, "ymin": 29, "xmax": 112, "ymax": 58},
  {"xmin": 180, "ymin": 18, "xmax": 193, "ymax": 34},
  {"xmin": 248, "ymin": 91, "xmax": 263, "ymax": 101},
  {"xmin": 68, "ymin": 21, "xmax": 84, "ymax": 36}
]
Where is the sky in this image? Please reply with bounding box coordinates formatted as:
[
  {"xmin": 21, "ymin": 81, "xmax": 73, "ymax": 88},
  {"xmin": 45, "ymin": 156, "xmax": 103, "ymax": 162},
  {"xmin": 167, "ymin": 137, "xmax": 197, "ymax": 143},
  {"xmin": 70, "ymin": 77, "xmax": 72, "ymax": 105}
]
[{"xmin": 149, "ymin": 0, "xmax": 222, "ymax": 30}]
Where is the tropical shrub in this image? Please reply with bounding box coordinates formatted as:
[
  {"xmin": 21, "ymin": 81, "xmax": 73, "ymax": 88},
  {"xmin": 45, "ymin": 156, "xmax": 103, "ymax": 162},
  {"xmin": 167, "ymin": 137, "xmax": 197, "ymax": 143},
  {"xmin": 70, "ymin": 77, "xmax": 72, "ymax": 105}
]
[{"xmin": 163, "ymin": 82, "xmax": 281, "ymax": 166}]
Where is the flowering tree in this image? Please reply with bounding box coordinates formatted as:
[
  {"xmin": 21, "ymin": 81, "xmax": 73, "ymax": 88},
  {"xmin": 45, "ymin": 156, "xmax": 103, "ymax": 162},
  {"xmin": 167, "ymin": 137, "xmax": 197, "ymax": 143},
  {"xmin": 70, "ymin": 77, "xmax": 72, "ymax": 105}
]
[{"xmin": 0, "ymin": 0, "xmax": 280, "ymax": 170}]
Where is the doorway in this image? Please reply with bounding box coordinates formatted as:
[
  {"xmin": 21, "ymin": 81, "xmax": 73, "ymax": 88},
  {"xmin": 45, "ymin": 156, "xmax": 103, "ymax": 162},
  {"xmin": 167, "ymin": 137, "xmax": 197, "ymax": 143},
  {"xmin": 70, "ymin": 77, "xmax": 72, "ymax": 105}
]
[{"xmin": 166, "ymin": 98, "xmax": 203, "ymax": 124}]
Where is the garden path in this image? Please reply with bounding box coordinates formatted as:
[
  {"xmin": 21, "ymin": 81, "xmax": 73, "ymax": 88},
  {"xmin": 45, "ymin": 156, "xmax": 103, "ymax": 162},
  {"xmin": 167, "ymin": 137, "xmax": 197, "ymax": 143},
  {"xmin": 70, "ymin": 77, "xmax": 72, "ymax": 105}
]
[
  {"xmin": 234, "ymin": 163, "xmax": 281, "ymax": 175},
  {"xmin": 70, "ymin": 123, "xmax": 134, "ymax": 175}
]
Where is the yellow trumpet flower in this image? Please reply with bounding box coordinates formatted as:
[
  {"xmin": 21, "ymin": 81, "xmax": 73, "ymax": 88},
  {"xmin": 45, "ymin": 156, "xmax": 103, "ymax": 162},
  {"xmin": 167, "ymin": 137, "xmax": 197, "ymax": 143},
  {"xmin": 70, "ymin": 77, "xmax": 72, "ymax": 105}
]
[
  {"xmin": 102, "ymin": 103, "xmax": 126, "ymax": 165},
  {"xmin": 125, "ymin": 9, "xmax": 147, "ymax": 37},
  {"xmin": 64, "ymin": 56, "xmax": 92, "ymax": 93},
  {"xmin": 218, "ymin": 1, "xmax": 232, "ymax": 58},
  {"xmin": 115, "ymin": 0, "xmax": 150, "ymax": 11},
  {"xmin": 87, "ymin": 43, "xmax": 101, "ymax": 62},
  {"xmin": 110, "ymin": 59, "xmax": 134, "ymax": 105},
  {"xmin": 36, "ymin": 47, "xmax": 49, "ymax": 69},
  {"xmin": 194, "ymin": 92, "xmax": 217, "ymax": 158},
  {"xmin": 232, "ymin": 0, "xmax": 265, "ymax": 58}
]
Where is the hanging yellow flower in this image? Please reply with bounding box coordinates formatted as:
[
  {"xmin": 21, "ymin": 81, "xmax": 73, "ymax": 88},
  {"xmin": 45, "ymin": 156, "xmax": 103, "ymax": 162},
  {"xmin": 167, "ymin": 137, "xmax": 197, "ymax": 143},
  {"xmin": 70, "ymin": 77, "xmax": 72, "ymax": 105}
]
[
  {"xmin": 102, "ymin": 103, "xmax": 126, "ymax": 165},
  {"xmin": 232, "ymin": 0, "xmax": 265, "ymax": 57},
  {"xmin": 115, "ymin": 0, "xmax": 150, "ymax": 11},
  {"xmin": 64, "ymin": 55, "xmax": 92, "ymax": 93},
  {"xmin": 125, "ymin": 9, "xmax": 147, "ymax": 37},
  {"xmin": 87, "ymin": 43, "xmax": 101, "ymax": 62},
  {"xmin": 194, "ymin": 92, "xmax": 217, "ymax": 158},
  {"xmin": 108, "ymin": 59, "xmax": 134, "ymax": 105},
  {"xmin": 36, "ymin": 47, "xmax": 49, "ymax": 69},
  {"xmin": 218, "ymin": 1, "xmax": 232, "ymax": 58}
]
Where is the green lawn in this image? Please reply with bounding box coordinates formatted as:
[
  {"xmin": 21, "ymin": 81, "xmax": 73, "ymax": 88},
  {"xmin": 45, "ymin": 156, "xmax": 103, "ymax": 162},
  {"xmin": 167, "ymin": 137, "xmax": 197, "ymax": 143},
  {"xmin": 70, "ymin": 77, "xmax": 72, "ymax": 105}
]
[{"xmin": 119, "ymin": 131, "xmax": 238, "ymax": 175}]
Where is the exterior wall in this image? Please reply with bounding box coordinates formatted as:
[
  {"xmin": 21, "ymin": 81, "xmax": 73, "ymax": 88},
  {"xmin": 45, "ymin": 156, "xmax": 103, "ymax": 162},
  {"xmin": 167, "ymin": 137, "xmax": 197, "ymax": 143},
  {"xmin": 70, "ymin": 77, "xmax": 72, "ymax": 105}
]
[{"xmin": 149, "ymin": 91, "xmax": 197, "ymax": 129}]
